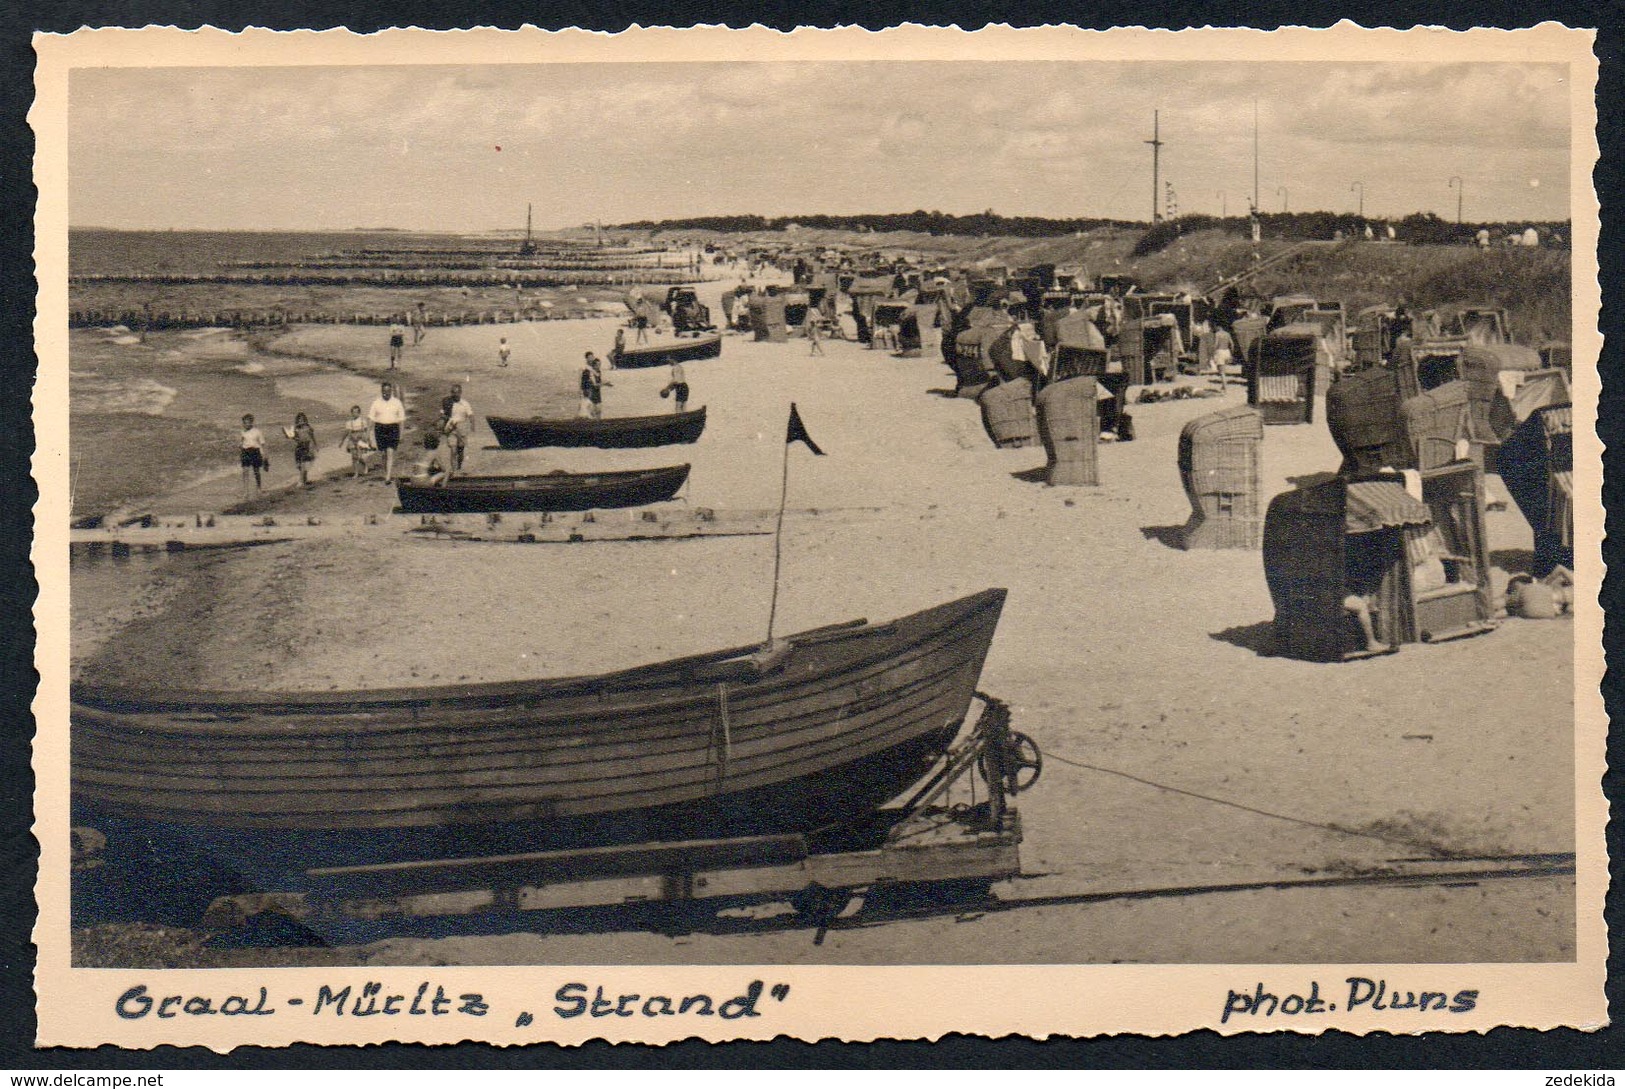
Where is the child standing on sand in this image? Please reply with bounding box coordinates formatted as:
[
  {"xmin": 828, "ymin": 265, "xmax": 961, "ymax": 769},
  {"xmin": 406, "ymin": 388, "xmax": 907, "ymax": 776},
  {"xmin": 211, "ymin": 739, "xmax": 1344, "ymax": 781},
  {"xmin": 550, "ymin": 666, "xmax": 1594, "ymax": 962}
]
[
  {"xmin": 497, "ymin": 336, "xmax": 511, "ymax": 367},
  {"xmin": 289, "ymin": 412, "xmax": 318, "ymax": 488},
  {"xmin": 341, "ymin": 405, "xmax": 372, "ymax": 477},
  {"xmin": 239, "ymin": 413, "xmax": 267, "ymax": 499}
]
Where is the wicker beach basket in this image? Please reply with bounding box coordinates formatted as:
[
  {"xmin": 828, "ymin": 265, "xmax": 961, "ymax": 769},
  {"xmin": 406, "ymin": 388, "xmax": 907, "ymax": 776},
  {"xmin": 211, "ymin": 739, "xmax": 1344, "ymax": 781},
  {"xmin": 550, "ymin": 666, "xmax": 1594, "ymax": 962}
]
[
  {"xmin": 1035, "ymin": 377, "xmax": 1100, "ymax": 486},
  {"xmin": 978, "ymin": 379, "xmax": 1036, "ymax": 449},
  {"xmin": 1178, "ymin": 406, "xmax": 1264, "ymax": 549}
]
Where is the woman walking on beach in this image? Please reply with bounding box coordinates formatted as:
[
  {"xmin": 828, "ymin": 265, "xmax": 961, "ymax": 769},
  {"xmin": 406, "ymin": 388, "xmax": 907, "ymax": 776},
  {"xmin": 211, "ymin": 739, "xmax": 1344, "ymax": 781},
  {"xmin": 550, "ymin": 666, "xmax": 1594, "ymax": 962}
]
[
  {"xmin": 341, "ymin": 405, "xmax": 372, "ymax": 478},
  {"xmin": 290, "ymin": 412, "xmax": 318, "ymax": 488},
  {"xmin": 239, "ymin": 413, "xmax": 268, "ymax": 500}
]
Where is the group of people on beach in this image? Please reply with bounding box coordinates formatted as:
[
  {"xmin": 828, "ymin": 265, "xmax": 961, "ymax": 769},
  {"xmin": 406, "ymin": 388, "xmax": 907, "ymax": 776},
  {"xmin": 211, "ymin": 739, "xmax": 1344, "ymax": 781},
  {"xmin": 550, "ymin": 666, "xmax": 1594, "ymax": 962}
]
[
  {"xmin": 238, "ymin": 412, "xmax": 320, "ymax": 500},
  {"xmin": 236, "ymin": 380, "xmax": 477, "ymax": 499},
  {"xmin": 578, "ymin": 350, "xmax": 690, "ymax": 419},
  {"xmin": 241, "ymin": 307, "xmax": 702, "ymax": 501}
]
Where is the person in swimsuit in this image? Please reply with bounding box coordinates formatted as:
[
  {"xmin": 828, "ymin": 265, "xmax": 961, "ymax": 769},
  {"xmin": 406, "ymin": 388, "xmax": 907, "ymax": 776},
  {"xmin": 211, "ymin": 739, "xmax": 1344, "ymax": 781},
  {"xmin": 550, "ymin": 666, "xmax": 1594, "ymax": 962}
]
[
  {"xmin": 239, "ymin": 413, "xmax": 267, "ymax": 499},
  {"xmin": 409, "ymin": 433, "xmax": 449, "ymax": 486},
  {"xmin": 497, "ymin": 336, "xmax": 511, "ymax": 367},
  {"xmin": 388, "ymin": 320, "xmax": 407, "ymax": 368},
  {"xmin": 579, "ymin": 352, "xmax": 611, "ymax": 419},
  {"xmin": 290, "ymin": 412, "xmax": 318, "ymax": 488},
  {"xmin": 341, "ymin": 405, "xmax": 372, "ymax": 477},
  {"xmin": 411, "ymin": 302, "xmax": 427, "ymax": 345},
  {"xmin": 660, "ymin": 361, "xmax": 690, "ymax": 413},
  {"xmin": 440, "ymin": 384, "xmax": 475, "ymax": 474},
  {"xmin": 368, "ymin": 381, "xmax": 407, "ymax": 481}
]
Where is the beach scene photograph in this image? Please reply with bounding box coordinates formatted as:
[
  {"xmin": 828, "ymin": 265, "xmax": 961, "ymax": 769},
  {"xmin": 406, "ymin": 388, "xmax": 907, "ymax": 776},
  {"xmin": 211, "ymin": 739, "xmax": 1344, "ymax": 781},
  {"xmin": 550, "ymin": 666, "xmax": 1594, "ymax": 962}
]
[{"xmin": 58, "ymin": 48, "xmax": 1583, "ymax": 979}]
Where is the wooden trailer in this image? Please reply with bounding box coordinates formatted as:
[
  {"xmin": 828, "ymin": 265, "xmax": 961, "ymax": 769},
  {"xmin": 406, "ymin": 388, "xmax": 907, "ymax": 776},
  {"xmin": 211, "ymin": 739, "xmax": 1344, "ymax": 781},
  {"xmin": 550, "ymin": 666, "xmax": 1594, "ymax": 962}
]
[{"xmin": 197, "ymin": 695, "xmax": 1039, "ymax": 932}]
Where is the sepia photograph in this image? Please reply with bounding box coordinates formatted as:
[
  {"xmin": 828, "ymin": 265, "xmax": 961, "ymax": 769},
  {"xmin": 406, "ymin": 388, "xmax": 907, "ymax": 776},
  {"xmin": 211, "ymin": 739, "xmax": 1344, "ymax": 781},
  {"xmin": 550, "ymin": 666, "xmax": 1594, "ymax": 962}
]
[{"xmin": 31, "ymin": 24, "xmax": 1604, "ymax": 1046}]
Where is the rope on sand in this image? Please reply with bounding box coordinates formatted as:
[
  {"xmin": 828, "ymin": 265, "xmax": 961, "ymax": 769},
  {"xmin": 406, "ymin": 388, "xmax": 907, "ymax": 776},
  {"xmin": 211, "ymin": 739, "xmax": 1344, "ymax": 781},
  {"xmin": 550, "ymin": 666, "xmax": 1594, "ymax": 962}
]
[{"xmin": 1043, "ymin": 750, "xmax": 1478, "ymax": 856}]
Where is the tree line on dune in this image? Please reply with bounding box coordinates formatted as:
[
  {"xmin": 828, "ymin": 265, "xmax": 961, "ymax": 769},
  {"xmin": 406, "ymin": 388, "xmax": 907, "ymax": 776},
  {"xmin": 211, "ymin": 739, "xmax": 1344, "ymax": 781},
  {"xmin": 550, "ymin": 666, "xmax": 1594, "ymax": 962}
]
[{"xmin": 614, "ymin": 210, "xmax": 1571, "ymax": 249}]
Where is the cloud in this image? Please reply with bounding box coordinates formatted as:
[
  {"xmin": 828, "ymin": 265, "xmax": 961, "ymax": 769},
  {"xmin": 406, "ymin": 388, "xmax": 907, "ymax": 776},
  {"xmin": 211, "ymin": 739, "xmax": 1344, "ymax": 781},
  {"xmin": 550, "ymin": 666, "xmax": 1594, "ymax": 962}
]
[{"xmin": 67, "ymin": 60, "xmax": 1573, "ymax": 229}]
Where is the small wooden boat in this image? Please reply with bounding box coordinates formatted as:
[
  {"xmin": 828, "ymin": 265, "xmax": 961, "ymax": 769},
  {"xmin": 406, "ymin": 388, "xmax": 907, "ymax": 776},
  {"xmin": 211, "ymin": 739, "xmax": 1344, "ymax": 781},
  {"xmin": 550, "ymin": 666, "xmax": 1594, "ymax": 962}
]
[
  {"xmin": 488, "ymin": 405, "xmax": 706, "ymax": 450},
  {"xmin": 610, "ymin": 332, "xmax": 723, "ymax": 369},
  {"xmin": 395, "ymin": 464, "xmax": 690, "ymax": 514},
  {"xmin": 71, "ymin": 589, "xmax": 1009, "ymax": 882}
]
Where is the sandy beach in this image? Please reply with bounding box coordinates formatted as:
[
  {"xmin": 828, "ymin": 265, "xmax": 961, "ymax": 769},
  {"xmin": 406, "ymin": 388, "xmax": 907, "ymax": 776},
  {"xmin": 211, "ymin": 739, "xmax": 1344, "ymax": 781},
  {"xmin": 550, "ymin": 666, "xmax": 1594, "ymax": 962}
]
[{"xmin": 69, "ymin": 271, "xmax": 1575, "ymax": 967}]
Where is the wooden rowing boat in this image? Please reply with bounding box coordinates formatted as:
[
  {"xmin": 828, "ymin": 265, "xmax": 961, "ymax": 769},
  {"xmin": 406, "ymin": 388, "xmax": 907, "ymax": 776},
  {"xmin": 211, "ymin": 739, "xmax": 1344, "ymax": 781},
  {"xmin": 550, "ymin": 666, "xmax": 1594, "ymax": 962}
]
[
  {"xmin": 395, "ymin": 464, "xmax": 690, "ymax": 514},
  {"xmin": 71, "ymin": 589, "xmax": 1009, "ymax": 878},
  {"xmin": 488, "ymin": 405, "xmax": 706, "ymax": 450},
  {"xmin": 609, "ymin": 332, "xmax": 723, "ymax": 369}
]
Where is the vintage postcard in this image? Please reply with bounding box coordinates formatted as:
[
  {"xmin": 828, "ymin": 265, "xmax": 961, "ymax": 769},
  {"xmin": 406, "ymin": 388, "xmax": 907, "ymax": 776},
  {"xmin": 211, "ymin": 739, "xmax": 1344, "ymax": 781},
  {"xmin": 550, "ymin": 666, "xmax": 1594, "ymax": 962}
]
[{"xmin": 31, "ymin": 23, "xmax": 1603, "ymax": 1048}]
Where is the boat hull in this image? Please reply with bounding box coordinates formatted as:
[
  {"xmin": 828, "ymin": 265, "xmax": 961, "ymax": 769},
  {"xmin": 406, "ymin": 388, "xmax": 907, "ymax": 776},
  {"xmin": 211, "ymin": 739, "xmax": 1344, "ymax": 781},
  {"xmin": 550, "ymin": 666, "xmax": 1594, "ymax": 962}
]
[
  {"xmin": 610, "ymin": 333, "xmax": 723, "ymax": 369},
  {"xmin": 488, "ymin": 406, "xmax": 706, "ymax": 450},
  {"xmin": 395, "ymin": 465, "xmax": 690, "ymax": 514},
  {"xmin": 72, "ymin": 590, "xmax": 1009, "ymax": 878}
]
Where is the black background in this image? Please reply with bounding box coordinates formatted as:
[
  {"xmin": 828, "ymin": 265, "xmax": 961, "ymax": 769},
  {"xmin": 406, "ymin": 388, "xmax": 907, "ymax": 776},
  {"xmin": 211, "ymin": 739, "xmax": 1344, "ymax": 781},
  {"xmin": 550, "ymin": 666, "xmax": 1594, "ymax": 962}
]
[{"xmin": 1, "ymin": 0, "xmax": 1619, "ymax": 1068}]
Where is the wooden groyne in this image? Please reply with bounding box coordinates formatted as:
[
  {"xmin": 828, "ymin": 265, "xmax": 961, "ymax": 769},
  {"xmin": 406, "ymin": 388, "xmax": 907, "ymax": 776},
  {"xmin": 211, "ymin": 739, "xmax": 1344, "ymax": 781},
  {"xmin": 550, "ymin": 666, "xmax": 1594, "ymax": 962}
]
[
  {"xmin": 69, "ymin": 267, "xmax": 716, "ymax": 289},
  {"xmin": 69, "ymin": 306, "xmax": 624, "ymax": 330},
  {"xmin": 69, "ymin": 507, "xmax": 882, "ymax": 554}
]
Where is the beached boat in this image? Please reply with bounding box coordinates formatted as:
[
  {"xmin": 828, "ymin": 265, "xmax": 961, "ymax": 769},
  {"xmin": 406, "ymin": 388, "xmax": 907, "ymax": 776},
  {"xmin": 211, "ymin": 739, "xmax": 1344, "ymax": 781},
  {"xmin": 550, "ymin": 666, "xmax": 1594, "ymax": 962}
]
[
  {"xmin": 395, "ymin": 464, "xmax": 690, "ymax": 514},
  {"xmin": 610, "ymin": 332, "xmax": 723, "ymax": 369},
  {"xmin": 487, "ymin": 405, "xmax": 706, "ymax": 450},
  {"xmin": 71, "ymin": 589, "xmax": 1009, "ymax": 876}
]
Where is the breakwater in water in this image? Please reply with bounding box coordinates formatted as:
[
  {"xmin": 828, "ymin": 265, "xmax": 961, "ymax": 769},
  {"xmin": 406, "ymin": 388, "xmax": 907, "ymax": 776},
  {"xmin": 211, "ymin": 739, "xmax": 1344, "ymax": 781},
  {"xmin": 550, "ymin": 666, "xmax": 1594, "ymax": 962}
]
[{"xmin": 70, "ymin": 306, "xmax": 625, "ymax": 330}]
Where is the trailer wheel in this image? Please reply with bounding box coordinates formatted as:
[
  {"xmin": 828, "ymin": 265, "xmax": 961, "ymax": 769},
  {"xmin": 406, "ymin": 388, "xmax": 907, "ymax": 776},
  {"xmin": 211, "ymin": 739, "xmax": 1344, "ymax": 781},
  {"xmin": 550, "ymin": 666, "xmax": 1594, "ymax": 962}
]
[
  {"xmin": 790, "ymin": 883, "xmax": 852, "ymax": 923},
  {"xmin": 1004, "ymin": 731, "xmax": 1043, "ymax": 793}
]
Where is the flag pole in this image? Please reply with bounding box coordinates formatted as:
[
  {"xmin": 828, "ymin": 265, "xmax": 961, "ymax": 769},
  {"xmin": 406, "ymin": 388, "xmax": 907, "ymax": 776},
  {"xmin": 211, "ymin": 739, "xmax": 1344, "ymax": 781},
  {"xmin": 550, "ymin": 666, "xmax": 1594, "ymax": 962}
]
[{"xmin": 765, "ymin": 427, "xmax": 793, "ymax": 644}]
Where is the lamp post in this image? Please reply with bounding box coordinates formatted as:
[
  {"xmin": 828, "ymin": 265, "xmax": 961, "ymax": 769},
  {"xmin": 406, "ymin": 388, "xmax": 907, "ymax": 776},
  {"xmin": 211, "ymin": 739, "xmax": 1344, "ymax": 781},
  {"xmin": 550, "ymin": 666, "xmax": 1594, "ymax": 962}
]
[
  {"xmin": 1276, "ymin": 186, "xmax": 1289, "ymax": 213},
  {"xmin": 1449, "ymin": 175, "xmax": 1464, "ymax": 224},
  {"xmin": 1351, "ymin": 180, "xmax": 1365, "ymax": 218}
]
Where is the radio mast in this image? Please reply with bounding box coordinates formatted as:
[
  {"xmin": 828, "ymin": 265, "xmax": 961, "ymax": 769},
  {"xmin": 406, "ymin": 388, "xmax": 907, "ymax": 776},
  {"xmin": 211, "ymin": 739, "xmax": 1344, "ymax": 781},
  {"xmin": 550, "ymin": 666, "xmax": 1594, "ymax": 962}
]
[{"xmin": 1146, "ymin": 111, "xmax": 1165, "ymax": 223}]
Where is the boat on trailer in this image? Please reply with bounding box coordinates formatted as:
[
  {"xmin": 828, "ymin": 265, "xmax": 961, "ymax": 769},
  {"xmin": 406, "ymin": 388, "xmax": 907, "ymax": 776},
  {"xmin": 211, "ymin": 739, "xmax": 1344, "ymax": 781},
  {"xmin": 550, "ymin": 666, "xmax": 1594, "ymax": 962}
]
[
  {"xmin": 610, "ymin": 332, "xmax": 723, "ymax": 370},
  {"xmin": 395, "ymin": 464, "xmax": 690, "ymax": 514},
  {"xmin": 71, "ymin": 589, "xmax": 1015, "ymax": 893},
  {"xmin": 488, "ymin": 405, "xmax": 706, "ymax": 450}
]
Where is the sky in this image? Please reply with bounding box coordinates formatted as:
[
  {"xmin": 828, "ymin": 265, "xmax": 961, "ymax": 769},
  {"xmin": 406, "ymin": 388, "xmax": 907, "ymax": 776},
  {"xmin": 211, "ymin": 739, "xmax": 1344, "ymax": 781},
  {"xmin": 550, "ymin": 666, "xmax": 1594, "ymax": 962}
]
[{"xmin": 67, "ymin": 61, "xmax": 1573, "ymax": 231}]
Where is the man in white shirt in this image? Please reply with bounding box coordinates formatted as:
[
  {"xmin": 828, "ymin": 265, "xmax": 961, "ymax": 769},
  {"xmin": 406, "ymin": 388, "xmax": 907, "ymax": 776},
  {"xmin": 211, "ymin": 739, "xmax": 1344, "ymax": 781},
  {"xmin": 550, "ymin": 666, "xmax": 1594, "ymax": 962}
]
[{"xmin": 368, "ymin": 381, "xmax": 408, "ymax": 481}]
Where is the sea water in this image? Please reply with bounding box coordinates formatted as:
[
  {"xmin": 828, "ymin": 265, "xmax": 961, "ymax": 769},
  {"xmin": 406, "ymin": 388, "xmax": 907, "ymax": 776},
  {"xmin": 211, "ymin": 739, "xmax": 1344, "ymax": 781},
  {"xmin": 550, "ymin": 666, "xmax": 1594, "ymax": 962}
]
[{"xmin": 67, "ymin": 327, "xmax": 377, "ymax": 517}]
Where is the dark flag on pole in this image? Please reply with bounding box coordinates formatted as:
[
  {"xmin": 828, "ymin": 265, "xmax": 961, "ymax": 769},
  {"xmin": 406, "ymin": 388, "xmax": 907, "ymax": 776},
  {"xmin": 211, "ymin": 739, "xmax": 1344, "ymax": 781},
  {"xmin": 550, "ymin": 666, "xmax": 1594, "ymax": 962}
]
[{"xmin": 785, "ymin": 402, "xmax": 825, "ymax": 455}]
